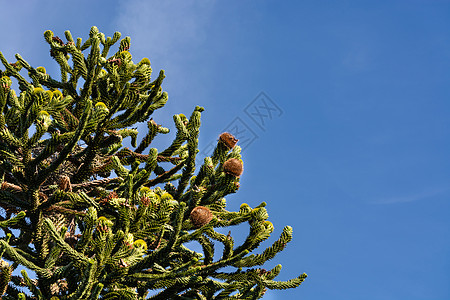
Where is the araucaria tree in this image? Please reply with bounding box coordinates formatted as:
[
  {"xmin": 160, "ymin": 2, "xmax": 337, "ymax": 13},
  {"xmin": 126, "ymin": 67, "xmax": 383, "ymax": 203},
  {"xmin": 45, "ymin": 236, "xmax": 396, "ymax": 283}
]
[{"xmin": 0, "ymin": 27, "xmax": 306, "ymax": 299}]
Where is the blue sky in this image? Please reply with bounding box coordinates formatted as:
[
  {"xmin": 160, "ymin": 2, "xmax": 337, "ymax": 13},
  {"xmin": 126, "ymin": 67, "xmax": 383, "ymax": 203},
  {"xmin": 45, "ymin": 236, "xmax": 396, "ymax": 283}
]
[{"xmin": 0, "ymin": 0, "xmax": 449, "ymax": 299}]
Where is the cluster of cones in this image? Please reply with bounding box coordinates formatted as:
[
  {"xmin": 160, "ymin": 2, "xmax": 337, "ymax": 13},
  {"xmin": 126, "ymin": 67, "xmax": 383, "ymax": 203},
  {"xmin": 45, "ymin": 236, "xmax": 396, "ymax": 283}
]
[{"xmin": 190, "ymin": 132, "xmax": 243, "ymax": 228}]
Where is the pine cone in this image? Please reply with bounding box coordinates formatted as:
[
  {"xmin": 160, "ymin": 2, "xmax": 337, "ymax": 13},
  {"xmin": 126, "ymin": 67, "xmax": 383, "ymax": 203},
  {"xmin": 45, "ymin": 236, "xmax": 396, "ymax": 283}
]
[
  {"xmin": 223, "ymin": 158, "xmax": 244, "ymax": 177},
  {"xmin": 219, "ymin": 132, "xmax": 238, "ymax": 149},
  {"xmin": 190, "ymin": 206, "xmax": 213, "ymax": 228}
]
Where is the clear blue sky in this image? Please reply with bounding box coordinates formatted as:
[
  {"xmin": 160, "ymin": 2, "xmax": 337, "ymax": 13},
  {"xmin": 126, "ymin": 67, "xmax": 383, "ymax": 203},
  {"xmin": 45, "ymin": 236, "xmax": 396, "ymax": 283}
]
[{"xmin": 0, "ymin": 1, "xmax": 449, "ymax": 299}]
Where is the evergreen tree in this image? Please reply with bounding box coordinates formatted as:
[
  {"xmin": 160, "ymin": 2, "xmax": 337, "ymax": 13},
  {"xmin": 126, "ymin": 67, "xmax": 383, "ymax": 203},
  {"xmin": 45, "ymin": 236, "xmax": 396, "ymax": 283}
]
[{"xmin": 0, "ymin": 26, "xmax": 306, "ymax": 299}]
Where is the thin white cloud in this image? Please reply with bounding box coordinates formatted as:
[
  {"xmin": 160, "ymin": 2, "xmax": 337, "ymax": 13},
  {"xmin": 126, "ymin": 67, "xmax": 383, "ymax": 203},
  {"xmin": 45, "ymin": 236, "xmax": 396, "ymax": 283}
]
[
  {"xmin": 371, "ymin": 186, "xmax": 447, "ymax": 204},
  {"xmin": 0, "ymin": 0, "xmax": 41, "ymax": 58},
  {"xmin": 115, "ymin": 0, "xmax": 214, "ymax": 57},
  {"xmin": 114, "ymin": 1, "xmax": 216, "ymax": 96}
]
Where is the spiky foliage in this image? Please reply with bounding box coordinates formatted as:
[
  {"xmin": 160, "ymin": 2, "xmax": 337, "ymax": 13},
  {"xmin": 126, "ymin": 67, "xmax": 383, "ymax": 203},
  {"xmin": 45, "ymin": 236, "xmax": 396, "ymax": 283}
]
[{"xmin": 0, "ymin": 27, "xmax": 306, "ymax": 299}]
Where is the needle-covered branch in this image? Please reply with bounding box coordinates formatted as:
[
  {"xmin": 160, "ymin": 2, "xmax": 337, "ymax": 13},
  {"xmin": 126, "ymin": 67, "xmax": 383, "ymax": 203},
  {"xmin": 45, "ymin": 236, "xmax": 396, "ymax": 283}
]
[{"xmin": 0, "ymin": 27, "xmax": 306, "ymax": 299}]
